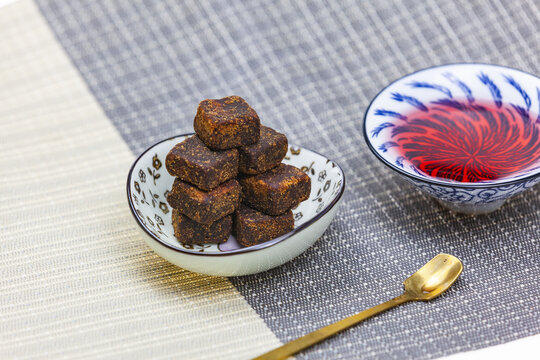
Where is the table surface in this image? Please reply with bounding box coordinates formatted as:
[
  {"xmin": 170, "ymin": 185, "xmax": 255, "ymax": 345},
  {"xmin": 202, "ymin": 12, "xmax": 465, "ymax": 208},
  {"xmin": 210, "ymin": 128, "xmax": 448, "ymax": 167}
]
[{"xmin": 1, "ymin": 0, "xmax": 539, "ymax": 359}]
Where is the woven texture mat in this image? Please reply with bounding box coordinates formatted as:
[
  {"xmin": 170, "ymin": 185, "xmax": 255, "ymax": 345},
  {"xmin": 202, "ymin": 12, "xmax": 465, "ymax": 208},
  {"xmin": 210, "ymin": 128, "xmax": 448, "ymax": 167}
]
[
  {"xmin": 2, "ymin": 0, "xmax": 539, "ymax": 359},
  {"xmin": 0, "ymin": 1, "xmax": 280, "ymax": 359}
]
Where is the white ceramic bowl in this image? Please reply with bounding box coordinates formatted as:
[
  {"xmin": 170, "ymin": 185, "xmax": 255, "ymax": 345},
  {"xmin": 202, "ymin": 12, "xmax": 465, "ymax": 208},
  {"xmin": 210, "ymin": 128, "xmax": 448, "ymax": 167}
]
[
  {"xmin": 364, "ymin": 63, "xmax": 540, "ymax": 214},
  {"xmin": 127, "ymin": 134, "xmax": 345, "ymax": 276}
]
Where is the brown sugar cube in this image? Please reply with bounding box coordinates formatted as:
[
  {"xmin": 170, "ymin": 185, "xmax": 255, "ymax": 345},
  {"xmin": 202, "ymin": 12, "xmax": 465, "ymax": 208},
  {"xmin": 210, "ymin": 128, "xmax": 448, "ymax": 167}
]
[
  {"xmin": 239, "ymin": 164, "xmax": 311, "ymax": 216},
  {"xmin": 194, "ymin": 96, "xmax": 260, "ymax": 150},
  {"xmin": 233, "ymin": 204, "xmax": 294, "ymax": 247},
  {"xmin": 238, "ymin": 126, "xmax": 288, "ymax": 175},
  {"xmin": 165, "ymin": 136, "xmax": 238, "ymax": 191},
  {"xmin": 167, "ymin": 179, "xmax": 241, "ymax": 224},
  {"xmin": 172, "ymin": 209, "xmax": 232, "ymax": 244}
]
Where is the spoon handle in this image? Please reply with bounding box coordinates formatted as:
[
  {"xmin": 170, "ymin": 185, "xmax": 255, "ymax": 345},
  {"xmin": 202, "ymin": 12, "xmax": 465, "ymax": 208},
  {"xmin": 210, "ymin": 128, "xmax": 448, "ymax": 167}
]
[{"xmin": 252, "ymin": 293, "xmax": 410, "ymax": 360}]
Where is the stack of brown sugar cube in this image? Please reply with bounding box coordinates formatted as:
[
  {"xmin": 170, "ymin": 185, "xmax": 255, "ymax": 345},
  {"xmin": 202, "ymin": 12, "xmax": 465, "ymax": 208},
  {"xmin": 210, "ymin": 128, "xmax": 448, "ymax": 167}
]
[{"xmin": 165, "ymin": 96, "xmax": 311, "ymax": 247}]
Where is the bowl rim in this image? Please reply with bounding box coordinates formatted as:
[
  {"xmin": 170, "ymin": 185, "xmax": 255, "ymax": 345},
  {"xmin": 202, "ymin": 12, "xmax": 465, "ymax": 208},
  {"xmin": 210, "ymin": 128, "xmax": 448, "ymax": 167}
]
[
  {"xmin": 362, "ymin": 62, "xmax": 540, "ymax": 189},
  {"xmin": 127, "ymin": 133, "xmax": 346, "ymax": 257}
]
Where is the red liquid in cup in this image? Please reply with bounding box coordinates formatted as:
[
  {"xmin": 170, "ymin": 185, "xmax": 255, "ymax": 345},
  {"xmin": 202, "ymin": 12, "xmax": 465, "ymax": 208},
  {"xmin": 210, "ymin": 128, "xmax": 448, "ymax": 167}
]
[{"xmin": 393, "ymin": 101, "xmax": 540, "ymax": 182}]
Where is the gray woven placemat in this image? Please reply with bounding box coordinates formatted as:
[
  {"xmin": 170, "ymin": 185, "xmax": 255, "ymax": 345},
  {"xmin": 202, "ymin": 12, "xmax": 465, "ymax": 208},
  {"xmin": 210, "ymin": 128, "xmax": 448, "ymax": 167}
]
[{"xmin": 37, "ymin": 0, "xmax": 540, "ymax": 358}]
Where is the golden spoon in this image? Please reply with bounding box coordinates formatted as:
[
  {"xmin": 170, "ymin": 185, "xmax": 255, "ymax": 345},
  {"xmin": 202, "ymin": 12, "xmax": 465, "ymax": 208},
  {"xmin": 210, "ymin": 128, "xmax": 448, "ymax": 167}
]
[{"xmin": 253, "ymin": 253, "xmax": 463, "ymax": 360}]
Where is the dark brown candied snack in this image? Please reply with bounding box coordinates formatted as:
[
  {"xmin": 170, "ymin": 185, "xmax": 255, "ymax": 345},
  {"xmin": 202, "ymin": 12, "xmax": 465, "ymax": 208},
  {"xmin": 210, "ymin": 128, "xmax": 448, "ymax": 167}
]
[
  {"xmin": 167, "ymin": 179, "xmax": 241, "ymax": 224},
  {"xmin": 172, "ymin": 209, "xmax": 232, "ymax": 244},
  {"xmin": 239, "ymin": 164, "xmax": 311, "ymax": 216},
  {"xmin": 238, "ymin": 126, "xmax": 288, "ymax": 175},
  {"xmin": 194, "ymin": 96, "xmax": 260, "ymax": 150},
  {"xmin": 165, "ymin": 136, "xmax": 238, "ymax": 191},
  {"xmin": 233, "ymin": 204, "xmax": 294, "ymax": 247}
]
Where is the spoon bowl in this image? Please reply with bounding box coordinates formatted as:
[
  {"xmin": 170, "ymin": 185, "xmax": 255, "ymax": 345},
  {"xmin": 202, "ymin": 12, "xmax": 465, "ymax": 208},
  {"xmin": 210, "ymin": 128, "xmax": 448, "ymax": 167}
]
[
  {"xmin": 254, "ymin": 253, "xmax": 464, "ymax": 360},
  {"xmin": 403, "ymin": 254, "xmax": 463, "ymax": 300}
]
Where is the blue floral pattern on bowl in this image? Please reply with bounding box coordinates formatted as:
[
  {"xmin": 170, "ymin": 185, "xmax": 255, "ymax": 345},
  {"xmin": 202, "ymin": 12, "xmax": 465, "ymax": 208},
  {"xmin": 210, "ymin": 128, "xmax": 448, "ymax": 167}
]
[{"xmin": 363, "ymin": 64, "xmax": 540, "ymax": 214}]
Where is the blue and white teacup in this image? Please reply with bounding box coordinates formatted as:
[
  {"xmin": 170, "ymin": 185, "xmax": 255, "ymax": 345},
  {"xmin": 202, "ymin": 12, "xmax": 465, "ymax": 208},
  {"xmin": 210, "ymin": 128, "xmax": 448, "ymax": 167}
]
[{"xmin": 363, "ymin": 63, "xmax": 540, "ymax": 214}]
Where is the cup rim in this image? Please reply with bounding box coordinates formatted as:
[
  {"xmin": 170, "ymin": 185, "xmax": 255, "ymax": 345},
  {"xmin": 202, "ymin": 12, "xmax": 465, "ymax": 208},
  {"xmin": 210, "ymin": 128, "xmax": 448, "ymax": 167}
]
[
  {"xmin": 362, "ymin": 62, "xmax": 540, "ymax": 189},
  {"xmin": 126, "ymin": 133, "xmax": 346, "ymax": 257}
]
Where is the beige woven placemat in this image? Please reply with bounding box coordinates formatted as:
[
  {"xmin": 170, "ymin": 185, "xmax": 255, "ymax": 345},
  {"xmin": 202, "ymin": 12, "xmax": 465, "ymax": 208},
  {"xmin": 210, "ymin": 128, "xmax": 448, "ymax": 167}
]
[{"xmin": 0, "ymin": 1, "xmax": 281, "ymax": 358}]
